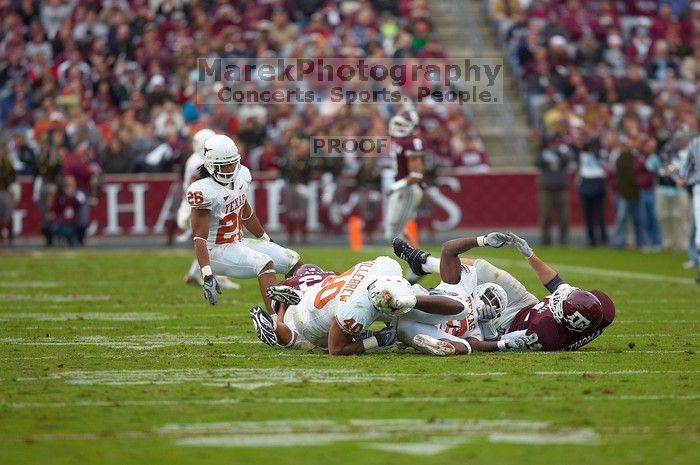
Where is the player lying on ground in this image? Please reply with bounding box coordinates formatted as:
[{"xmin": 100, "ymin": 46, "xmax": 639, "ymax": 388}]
[
  {"xmin": 393, "ymin": 233, "xmax": 538, "ymax": 355},
  {"xmin": 177, "ymin": 128, "xmax": 239, "ymax": 290},
  {"xmin": 249, "ymin": 255, "xmax": 482, "ymax": 355},
  {"xmin": 393, "ymin": 232, "xmax": 616, "ymax": 354},
  {"xmin": 187, "ymin": 134, "xmax": 303, "ymax": 311}
]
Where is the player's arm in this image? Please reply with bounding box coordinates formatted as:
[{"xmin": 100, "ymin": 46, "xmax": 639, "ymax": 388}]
[
  {"xmin": 404, "ymin": 155, "xmax": 424, "ymax": 185},
  {"xmin": 328, "ymin": 321, "xmax": 367, "ymax": 355},
  {"xmin": 241, "ymin": 201, "xmax": 271, "ymax": 241},
  {"xmin": 191, "ymin": 207, "xmax": 221, "ymax": 305},
  {"xmin": 328, "ymin": 319, "xmax": 397, "ymax": 356},
  {"xmin": 466, "ymin": 330, "xmax": 536, "ymax": 352},
  {"xmin": 505, "ymin": 233, "xmax": 565, "ymax": 293},
  {"xmin": 440, "ymin": 233, "xmax": 509, "ymax": 284}
]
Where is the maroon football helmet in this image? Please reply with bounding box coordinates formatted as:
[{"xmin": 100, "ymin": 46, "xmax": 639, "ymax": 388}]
[
  {"xmin": 550, "ymin": 286, "xmax": 603, "ymax": 332},
  {"xmin": 388, "ymin": 109, "xmax": 419, "ymax": 137},
  {"xmin": 293, "ymin": 264, "xmax": 324, "ymax": 277}
]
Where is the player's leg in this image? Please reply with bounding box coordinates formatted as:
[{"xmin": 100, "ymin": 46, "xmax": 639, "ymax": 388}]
[
  {"xmin": 209, "ymin": 242, "xmax": 277, "ymax": 312},
  {"xmin": 693, "ymin": 185, "xmax": 700, "ymax": 282},
  {"xmin": 383, "ymin": 185, "xmax": 423, "ymax": 243},
  {"xmin": 242, "ymin": 238, "xmax": 303, "ymax": 277},
  {"xmin": 396, "ymin": 319, "xmax": 470, "ymax": 355}
]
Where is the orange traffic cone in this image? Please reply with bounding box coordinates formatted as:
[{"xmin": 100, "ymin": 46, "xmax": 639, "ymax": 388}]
[
  {"xmin": 404, "ymin": 219, "xmax": 419, "ymax": 247},
  {"xmin": 348, "ymin": 215, "xmax": 363, "ymax": 251}
]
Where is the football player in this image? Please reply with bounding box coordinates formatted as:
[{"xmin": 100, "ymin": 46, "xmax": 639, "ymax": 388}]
[
  {"xmin": 384, "ymin": 108, "xmax": 425, "ymax": 284},
  {"xmin": 177, "ymin": 128, "xmax": 239, "ymax": 290},
  {"xmin": 249, "ymin": 255, "xmax": 481, "ymax": 355},
  {"xmin": 393, "ymin": 233, "xmax": 537, "ymax": 355},
  {"xmin": 187, "ymin": 134, "xmax": 303, "ymax": 311},
  {"xmin": 392, "ymin": 233, "xmax": 616, "ymax": 353}
]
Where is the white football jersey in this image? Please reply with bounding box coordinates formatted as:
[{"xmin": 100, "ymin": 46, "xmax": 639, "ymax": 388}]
[
  {"xmin": 288, "ymin": 256, "xmax": 402, "ymax": 347},
  {"xmin": 186, "ymin": 166, "xmax": 252, "ymax": 248},
  {"xmin": 436, "ymin": 265, "xmax": 483, "ymax": 341},
  {"xmin": 182, "ymin": 152, "xmax": 204, "ymax": 193}
]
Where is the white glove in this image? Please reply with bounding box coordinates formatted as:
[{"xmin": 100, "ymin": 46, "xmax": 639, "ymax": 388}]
[
  {"xmin": 202, "ymin": 275, "xmax": 222, "ymax": 305},
  {"xmin": 478, "ymin": 232, "xmax": 509, "ymax": 248},
  {"xmin": 497, "ymin": 332, "xmax": 538, "ymax": 351},
  {"xmin": 506, "ymin": 232, "xmax": 534, "ymax": 258},
  {"xmin": 477, "ymin": 302, "xmax": 500, "ymax": 322}
]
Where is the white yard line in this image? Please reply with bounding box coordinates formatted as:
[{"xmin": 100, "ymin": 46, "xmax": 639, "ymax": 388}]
[
  {"xmin": 489, "ymin": 258, "xmax": 697, "ymax": 285},
  {"xmin": 3, "ymin": 394, "xmax": 698, "ymax": 410},
  {"xmin": 0, "ymin": 312, "xmax": 170, "ymax": 321}
]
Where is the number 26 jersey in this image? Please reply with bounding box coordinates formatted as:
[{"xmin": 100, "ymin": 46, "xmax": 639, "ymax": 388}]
[{"xmin": 185, "ymin": 166, "xmax": 252, "ymax": 248}]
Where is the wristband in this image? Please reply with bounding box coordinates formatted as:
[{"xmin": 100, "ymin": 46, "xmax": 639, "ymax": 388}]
[
  {"xmin": 201, "ymin": 265, "xmax": 213, "ymax": 278},
  {"xmin": 409, "ymin": 171, "xmax": 424, "ymax": 180},
  {"xmin": 259, "ymin": 233, "xmax": 271, "ymax": 241},
  {"xmin": 362, "ymin": 336, "xmax": 379, "ymax": 351},
  {"xmin": 497, "ymin": 340, "xmax": 506, "ymax": 351},
  {"xmin": 477, "ymin": 236, "xmax": 486, "ymax": 247}
]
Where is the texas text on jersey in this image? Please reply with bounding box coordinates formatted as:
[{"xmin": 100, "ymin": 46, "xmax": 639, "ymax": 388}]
[
  {"xmin": 391, "ymin": 133, "xmax": 424, "ymax": 182},
  {"xmin": 186, "ymin": 165, "xmax": 252, "ymax": 248},
  {"xmin": 509, "ymin": 289, "xmax": 615, "ymax": 351}
]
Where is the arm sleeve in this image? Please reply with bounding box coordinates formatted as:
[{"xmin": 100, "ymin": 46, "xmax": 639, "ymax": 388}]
[
  {"xmin": 544, "ymin": 274, "xmax": 567, "ymax": 294},
  {"xmin": 186, "ymin": 182, "xmax": 212, "ymax": 209},
  {"xmin": 334, "ymin": 300, "xmax": 378, "ymax": 337}
]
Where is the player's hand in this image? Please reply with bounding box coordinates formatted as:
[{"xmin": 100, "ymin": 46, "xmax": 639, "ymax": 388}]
[
  {"xmin": 506, "ymin": 232, "xmax": 534, "ymax": 258},
  {"xmin": 202, "ymin": 275, "xmax": 222, "ymax": 305},
  {"xmin": 481, "ymin": 232, "xmax": 509, "ymax": 248},
  {"xmin": 498, "ymin": 335, "xmax": 532, "ymax": 351},
  {"xmin": 373, "ymin": 326, "xmax": 397, "ymax": 348},
  {"xmin": 477, "ymin": 303, "xmax": 500, "ymax": 322},
  {"xmin": 266, "ymin": 285, "xmax": 301, "ymax": 306}
]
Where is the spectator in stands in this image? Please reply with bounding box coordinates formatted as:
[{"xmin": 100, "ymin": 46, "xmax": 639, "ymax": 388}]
[
  {"xmin": 612, "ymin": 138, "xmax": 644, "ymax": 249},
  {"xmin": 646, "ymin": 127, "xmax": 689, "ymax": 252},
  {"xmin": 35, "ymin": 133, "xmax": 63, "ymax": 247},
  {"xmin": 573, "ymin": 129, "xmax": 609, "ymax": 247},
  {"xmin": 50, "ymin": 175, "xmax": 80, "ymax": 248},
  {"xmin": 0, "ymin": 147, "xmax": 16, "ymax": 246},
  {"xmin": 535, "ymin": 134, "xmax": 572, "ymax": 246},
  {"xmin": 637, "ymin": 137, "xmax": 663, "ymax": 251}
]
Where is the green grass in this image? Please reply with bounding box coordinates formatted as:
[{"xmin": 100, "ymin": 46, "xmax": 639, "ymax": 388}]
[{"xmin": 0, "ymin": 245, "xmax": 698, "ymax": 465}]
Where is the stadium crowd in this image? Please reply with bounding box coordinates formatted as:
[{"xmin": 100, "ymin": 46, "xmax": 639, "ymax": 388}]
[
  {"xmin": 489, "ymin": 0, "xmax": 700, "ymax": 266},
  {"xmin": 0, "ymin": 0, "xmax": 489, "ymax": 246}
]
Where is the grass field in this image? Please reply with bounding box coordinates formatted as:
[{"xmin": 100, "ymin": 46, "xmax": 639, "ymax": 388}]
[{"xmin": 0, "ymin": 244, "xmax": 698, "ymax": 465}]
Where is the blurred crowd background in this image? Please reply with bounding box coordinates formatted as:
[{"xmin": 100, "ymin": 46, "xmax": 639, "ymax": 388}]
[{"xmin": 0, "ymin": 0, "xmax": 699, "ymax": 273}]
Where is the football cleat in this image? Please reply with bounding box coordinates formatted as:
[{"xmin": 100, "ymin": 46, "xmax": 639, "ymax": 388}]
[
  {"xmin": 249, "ymin": 306, "xmax": 277, "ymax": 347},
  {"xmin": 266, "ymin": 285, "xmax": 301, "ymax": 306},
  {"xmin": 392, "ymin": 237, "xmax": 430, "ymax": 277},
  {"xmin": 412, "ymin": 334, "xmax": 456, "ymax": 357}
]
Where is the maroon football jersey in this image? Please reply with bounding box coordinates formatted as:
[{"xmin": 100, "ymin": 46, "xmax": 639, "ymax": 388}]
[
  {"xmin": 390, "ymin": 134, "xmax": 424, "ymax": 181},
  {"xmin": 271, "ymin": 271, "xmax": 339, "ymax": 314},
  {"xmin": 278, "ymin": 271, "xmax": 338, "ymax": 292},
  {"xmin": 509, "ymin": 290, "xmax": 615, "ymax": 351}
]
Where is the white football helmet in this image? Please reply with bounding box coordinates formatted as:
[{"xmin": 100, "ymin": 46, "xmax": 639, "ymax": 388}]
[
  {"xmin": 476, "ymin": 283, "xmax": 508, "ymax": 320},
  {"xmin": 368, "ymin": 276, "xmax": 415, "ymax": 316},
  {"xmin": 192, "ymin": 128, "xmax": 216, "ymax": 156},
  {"xmin": 388, "ymin": 109, "xmax": 419, "ymax": 138},
  {"xmin": 203, "ymin": 134, "xmax": 241, "ymax": 184}
]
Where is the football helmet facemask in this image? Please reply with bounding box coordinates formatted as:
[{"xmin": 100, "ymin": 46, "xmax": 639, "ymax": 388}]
[
  {"xmin": 476, "ymin": 282, "xmax": 508, "ymax": 319},
  {"xmin": 203, "ymin": 134, "xmax": 240, "ymax": 185}
]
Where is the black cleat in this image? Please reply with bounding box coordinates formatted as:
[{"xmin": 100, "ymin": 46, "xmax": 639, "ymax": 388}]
[
  {"xmin": 392, "ymin": 237, "xmax": 430, "ymax": 277},
  {"xmin": 249, "ymin": 306, "xmax": 277, "ymax": 347},
  {"xmin": 266, "ymin": 285, "xmax": 301, "ymax": 306}
]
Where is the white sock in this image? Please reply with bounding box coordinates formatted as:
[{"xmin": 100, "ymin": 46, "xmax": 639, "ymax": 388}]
[{"xmin": 423, "ymin": 256, "xmax": 440, "ymax": 274}]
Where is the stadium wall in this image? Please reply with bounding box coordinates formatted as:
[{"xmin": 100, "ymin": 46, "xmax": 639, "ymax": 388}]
[{"xmin": 12, "ymin": 172, "xmax": 613, "ymax": 237}]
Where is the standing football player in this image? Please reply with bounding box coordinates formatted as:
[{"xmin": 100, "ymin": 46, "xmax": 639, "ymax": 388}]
[
  {"xmin": 177, "ymin": 128, "xmax": 239, "ymax": 290},
  {"xmin": 385, "ymin": 108, "xmax": 425, "ymax": 283},
  {"xmin": 392, "ymin": 234, "xmax": 616, "ymax": 353},
  {"xmin": 187, "ymin": 134, "xmax": 303, "ymax": 311}
]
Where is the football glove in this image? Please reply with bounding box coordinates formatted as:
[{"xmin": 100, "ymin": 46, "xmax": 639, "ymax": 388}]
[
  {"xmin": 506, "ymin": 232, "xmax": 534, "ymax": 258},
  {"xmin": 497, "ymin": 333, "xmax": 537, "ymax": 351},
  {"xmin": 480, "ymin": 232, "xmax": 509, "ymax": 248},
  {"xmin": 477, "ymin": 303, "xmax": 500, "ymax": 322},
  {"xmin": 202, "ymin": 275, "xmax": 222, "ymax": 305}
]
